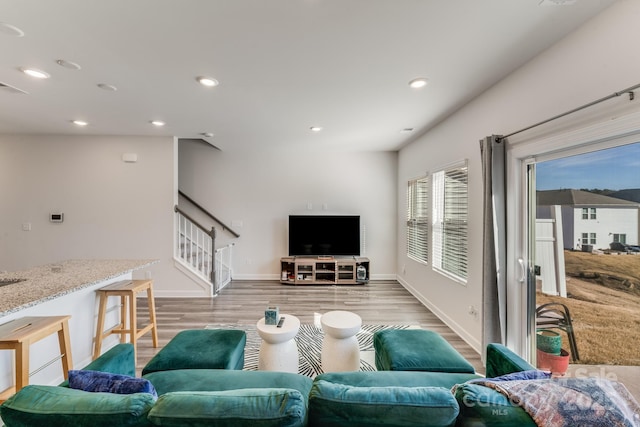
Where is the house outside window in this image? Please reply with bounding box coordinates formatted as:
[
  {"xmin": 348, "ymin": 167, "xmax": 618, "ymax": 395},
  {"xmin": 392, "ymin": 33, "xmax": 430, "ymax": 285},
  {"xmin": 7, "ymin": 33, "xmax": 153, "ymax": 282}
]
[
  {"xmin": 582, "ymin": 207, "xmax": 597, "ymax": 219},
  {"xmin": 613, "ymin": 233, "xmax": 627, "ymax": 244},
  {"xmin": 581, "ymin": 233, "xmax": 596, "ymax": 245},
  {"xmin": 406, "ymin": 175, "xmax": 429, "ymax": 264}
]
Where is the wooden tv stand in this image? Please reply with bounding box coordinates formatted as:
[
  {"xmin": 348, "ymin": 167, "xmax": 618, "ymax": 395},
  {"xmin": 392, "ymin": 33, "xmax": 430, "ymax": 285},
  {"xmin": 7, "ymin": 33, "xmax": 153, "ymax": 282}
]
[{"xmin": 280, "ymin": 256, "xmax": 369, "ymax": 285}]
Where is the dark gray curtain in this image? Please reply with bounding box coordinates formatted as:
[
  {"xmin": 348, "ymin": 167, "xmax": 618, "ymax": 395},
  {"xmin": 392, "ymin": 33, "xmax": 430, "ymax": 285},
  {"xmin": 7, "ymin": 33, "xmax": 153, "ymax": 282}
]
[{"xmin": 480, "ymin": 135, "xmax": 506, "ymax": 352}]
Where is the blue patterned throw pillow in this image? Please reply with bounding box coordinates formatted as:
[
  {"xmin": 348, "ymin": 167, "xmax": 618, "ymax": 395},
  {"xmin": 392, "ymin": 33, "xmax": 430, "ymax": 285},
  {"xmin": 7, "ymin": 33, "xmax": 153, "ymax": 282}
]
[{"xmin": 68, "ymin": 370, "xmax": 158, "ymax": 398}]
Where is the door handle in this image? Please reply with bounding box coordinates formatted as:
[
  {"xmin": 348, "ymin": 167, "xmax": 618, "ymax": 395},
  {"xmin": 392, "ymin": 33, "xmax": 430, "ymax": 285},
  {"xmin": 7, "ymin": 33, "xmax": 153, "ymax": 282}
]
[{"xmin": 518, "ymin": 258, "xmax": 526, "ymax": 283}]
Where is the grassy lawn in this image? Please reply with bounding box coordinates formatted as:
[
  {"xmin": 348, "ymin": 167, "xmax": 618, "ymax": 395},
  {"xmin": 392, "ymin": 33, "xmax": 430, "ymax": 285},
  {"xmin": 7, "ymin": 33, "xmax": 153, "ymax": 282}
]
[{"xmin": 537, "ymin": 250, "xmax": 640, "ymax": 365}]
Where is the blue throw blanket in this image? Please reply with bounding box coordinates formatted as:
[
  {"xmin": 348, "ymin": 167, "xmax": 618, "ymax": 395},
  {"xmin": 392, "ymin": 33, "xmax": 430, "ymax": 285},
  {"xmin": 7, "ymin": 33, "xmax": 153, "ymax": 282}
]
[
  {"xmin": 469, "ymin": 376, "xmax": 640, "ymax": 427},
  {"xmin": 68, "ymin": 370, "xmax": 158, "ymax": 398}
]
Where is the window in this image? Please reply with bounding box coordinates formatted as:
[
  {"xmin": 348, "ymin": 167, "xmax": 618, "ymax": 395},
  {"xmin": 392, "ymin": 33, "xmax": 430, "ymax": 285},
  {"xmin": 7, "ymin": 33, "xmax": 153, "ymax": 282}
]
[
  {"xmin": 582, "ymin": 208, "xmax": 597, "ymax": 219},
  {"xmin": 406, "ymin": 175, "xmax": 429, "ymax": 263},
  {"xmin": 432, "ymin": 161, "xmax": 468, "ymax": 283},
  {"xmin": 613, "ymin": 234, "xmax": 626, "ymax": 243},
  {"xmin": 581, "ymin": 232, "xmax": 596, "ymax": 245}
]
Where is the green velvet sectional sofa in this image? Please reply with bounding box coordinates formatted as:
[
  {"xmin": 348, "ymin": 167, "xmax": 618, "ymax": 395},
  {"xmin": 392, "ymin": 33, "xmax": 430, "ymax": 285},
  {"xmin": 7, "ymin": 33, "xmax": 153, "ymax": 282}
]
[{"xmin": 0, "ymin": 330, "xmax": 541, "ymax": 427}]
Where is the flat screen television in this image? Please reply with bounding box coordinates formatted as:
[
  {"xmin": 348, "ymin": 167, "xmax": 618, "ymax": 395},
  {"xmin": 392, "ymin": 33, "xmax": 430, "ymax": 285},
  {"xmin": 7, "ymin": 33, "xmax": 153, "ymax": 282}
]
[{"xmin": 288, "ymin": 215, "xmax": 360, "ymax": 256}]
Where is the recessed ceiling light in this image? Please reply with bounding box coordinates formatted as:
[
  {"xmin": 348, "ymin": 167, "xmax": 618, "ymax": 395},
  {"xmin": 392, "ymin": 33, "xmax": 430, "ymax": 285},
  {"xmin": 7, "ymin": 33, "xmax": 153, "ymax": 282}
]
[
  {"xmin": 72, "ymin": 120, "xmax": 88, "ymax": 126},
  {"xmin": 20, "ymin": 68, "xmax": 50, "ymax": 79},
  {"xmin": 196, "ymin": 76, "xmax": 219, "ymax": 87},
  {"xmin": 97, "ymin": 83, "xmax": 118, "ymax": 91},
  {"xmin": 0, "ymin": 22, "xmax": 25, "ymax": 37},
  {"xmin": 150, "ymin": 120, "xmax": 165, "ymax": 127},
  {"xmin": 408, "ymin": 77, "xmax": 428, "ymax": 89},
  {"xmin": 310, "ymin": 126, "xmax": 323, "ymax": 132},
  {"xmin": 56, "ymin": 59, "xmax": 81, "ymax": 70},
  {"xmin": 201, "ymin": 132, "xmax": 214, "ymax": 138}
]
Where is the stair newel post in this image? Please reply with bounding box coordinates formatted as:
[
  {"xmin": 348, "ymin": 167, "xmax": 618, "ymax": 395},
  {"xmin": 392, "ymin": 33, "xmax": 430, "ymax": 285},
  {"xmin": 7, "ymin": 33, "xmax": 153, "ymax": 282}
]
[{"xmin": 210, "ymin": 226, "xmax": 216, "ymax": 293}]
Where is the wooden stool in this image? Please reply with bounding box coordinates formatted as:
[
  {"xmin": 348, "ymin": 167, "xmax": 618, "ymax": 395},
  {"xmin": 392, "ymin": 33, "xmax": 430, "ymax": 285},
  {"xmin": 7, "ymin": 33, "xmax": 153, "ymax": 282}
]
[
  {"xmin": 93, "ymin": 279, "xmax": 158, "ymax": 361},
  {"xmin": 0, "ymin": 316, "xmax": 73, "ymax": 402}
]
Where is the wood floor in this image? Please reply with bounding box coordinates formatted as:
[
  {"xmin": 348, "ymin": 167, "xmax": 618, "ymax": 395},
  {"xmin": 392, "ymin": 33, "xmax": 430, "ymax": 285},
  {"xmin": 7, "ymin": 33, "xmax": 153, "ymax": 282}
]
[{"xmin": 136, "ymin": 280, "xmax": 484, "ymax": 375}]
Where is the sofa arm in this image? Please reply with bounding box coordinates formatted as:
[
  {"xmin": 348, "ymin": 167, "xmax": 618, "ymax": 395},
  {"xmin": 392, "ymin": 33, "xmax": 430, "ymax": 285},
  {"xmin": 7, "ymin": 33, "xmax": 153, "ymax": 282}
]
[
  {"xmin": 59, "ymin": 344, "xmax": 136, "ymax": 386},
  {"xmin": 485, "ymin": 343, "xmax": 535, "ymax": 378},
  {"xmin": 0, "ymin": 385, "xmax": 154, "ymax": 427}
]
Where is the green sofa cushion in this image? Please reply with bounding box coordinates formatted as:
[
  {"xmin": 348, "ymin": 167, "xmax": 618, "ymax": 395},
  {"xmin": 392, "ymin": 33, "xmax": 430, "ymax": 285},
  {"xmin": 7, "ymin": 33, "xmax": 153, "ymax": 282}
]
[
  {"xmin": 374, "ymin": 329, "xmax": 476, "ymax": 373},
  {"xmin": 142, "ymin": 329, "xmax": 246, "ymax": 375},
  {"xmin": 60, "ymin": 343, "xmax": 136, "ymax": 387},
  {"xmin": 453, "ymin": 383, "xmax": 536, "ymax": 427},
  {"xmin": 0, "ymin": 385, "xmax": 154, "ymax": 427},
  {"xmin": 315, "ymin": 371, "xmax": 480, "ymax": 389},
  {"xmin": 308, "ymin": 380, "xmax": 459, "ymax": 427},
  {"xmin": 143, "ymin": 368, "xmax": 313, "ymax": 398},
  {"xmin": 147, "ymin": 388, "xmax": 306, "ymax": 427}
]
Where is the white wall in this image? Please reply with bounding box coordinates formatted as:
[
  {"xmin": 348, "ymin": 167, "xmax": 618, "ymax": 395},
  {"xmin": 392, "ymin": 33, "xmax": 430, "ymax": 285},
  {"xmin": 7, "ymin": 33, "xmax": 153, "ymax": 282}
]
[
  {"xmin": 0, "ymin": 134, "xmax": 190, "ymax": 293},
  {"xmin": 178, "ymin": 141, "xmax": 398, "ymax": 280},
  {"xmin": 396, "ymin": 0, "xmax": 640, "ymax": 352}
]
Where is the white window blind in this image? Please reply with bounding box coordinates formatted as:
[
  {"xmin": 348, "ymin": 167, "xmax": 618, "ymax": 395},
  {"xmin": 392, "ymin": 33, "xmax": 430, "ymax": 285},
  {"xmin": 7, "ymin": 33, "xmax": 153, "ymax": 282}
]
[
  {"xmin": 406, "ymin": 175, "xmax": 429, "ymax": 263},
  {"xmin": 432, "ymin": 161, "xmax": 468, "ymax": 283}
]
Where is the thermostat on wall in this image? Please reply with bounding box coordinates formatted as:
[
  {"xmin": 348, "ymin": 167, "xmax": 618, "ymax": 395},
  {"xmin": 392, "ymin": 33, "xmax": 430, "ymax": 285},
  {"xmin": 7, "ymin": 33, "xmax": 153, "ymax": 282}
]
[{"xmin": 50, "ymin": 213, "xmax": 64, "ymax": 223}]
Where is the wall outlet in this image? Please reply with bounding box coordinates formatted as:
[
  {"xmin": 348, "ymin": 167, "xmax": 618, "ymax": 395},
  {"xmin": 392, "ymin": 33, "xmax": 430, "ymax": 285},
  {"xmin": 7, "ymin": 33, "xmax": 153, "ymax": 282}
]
[{"xmin": 22, "ymin": 223, "xmax": 31, "ymax": 231}]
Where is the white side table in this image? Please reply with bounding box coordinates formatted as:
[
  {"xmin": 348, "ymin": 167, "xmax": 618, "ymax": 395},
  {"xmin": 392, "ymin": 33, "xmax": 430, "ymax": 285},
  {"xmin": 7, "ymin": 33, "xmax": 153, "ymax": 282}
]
[
  {"xmin": 256, "ymin": 314, "xmax": 300, "ymax": 373},
  {"xmin": 321, "ymin": 310, "xmax": 362, "ymax": 372}
]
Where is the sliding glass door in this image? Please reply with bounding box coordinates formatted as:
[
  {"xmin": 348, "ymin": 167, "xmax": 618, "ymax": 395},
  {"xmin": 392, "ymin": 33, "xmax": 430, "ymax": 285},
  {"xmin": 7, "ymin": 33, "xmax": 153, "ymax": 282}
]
[
  {"xmin": 528, "ymin": 142, "xmax": 640, "ymax": 369},
  {"xmin": 506, "ymin": 109, "xmax": 640, "ymax": 362}
]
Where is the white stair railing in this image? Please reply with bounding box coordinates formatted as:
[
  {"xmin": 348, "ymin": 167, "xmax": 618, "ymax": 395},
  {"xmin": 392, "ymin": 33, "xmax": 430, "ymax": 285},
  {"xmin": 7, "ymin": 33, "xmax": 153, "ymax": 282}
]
[
  {"xmin": 174, "ymin": 204, "xmax": 236, "ymax": 296},
  {"xmin": 214, "ymin": 243, "xmax": 234, "ymax": 293},
  {"xmin": 175, "ymin": 207, "xmax": 216, "ymax": 294}
]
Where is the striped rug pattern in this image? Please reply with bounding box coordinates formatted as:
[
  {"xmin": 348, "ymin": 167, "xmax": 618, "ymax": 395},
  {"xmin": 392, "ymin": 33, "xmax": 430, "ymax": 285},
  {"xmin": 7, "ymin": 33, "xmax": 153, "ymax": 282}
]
[{"xmin": 205, "ymin": 323, "xmax": 416, "ymax": 377}]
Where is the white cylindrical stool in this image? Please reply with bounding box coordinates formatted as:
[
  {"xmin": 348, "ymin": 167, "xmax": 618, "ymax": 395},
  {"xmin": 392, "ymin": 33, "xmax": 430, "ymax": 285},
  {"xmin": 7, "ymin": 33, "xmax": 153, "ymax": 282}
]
[
  {"xmin": 321, "ymin": 310, "xmax": 362, "ymax": 372},
  {"xmin": 256, "ymin": 314, "xmax": 300, "ymax": 373}
]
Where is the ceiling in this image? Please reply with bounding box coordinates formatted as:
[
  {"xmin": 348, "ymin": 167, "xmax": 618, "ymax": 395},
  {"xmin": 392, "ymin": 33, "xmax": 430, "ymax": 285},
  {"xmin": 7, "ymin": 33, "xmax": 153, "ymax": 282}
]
[{"xmin": 0, "ymin": 0, "xmax": 616, "ymax": 152}]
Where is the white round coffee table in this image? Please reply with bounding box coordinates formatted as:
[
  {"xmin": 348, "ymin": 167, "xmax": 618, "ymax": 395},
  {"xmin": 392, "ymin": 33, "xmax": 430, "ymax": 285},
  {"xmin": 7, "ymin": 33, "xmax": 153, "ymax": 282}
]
[
  {"xmin": 321, "ymin": 310, "xmax": 362, "ymax": 372},
  {"xmin": 256, "ymin": 314, "xmax": 300, "ymax": 373}
]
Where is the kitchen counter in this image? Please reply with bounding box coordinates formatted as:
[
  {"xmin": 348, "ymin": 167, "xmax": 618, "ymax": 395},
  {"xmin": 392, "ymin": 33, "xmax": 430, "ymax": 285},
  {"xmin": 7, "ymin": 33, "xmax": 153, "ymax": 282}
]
[{"xmin": 0, "ymin": 259, "xmax": 157, "ymax": 317}]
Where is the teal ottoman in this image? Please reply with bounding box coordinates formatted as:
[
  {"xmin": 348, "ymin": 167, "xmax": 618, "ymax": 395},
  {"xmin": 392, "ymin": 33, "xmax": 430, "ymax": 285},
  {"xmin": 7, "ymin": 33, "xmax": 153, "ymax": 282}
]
[
  {"xmin": 142, "ymin": 329, "xmax": 246, "ymax": 375},
  {"xmin": 374, "ymin": 329, "xmax": 475, "ymax": 373}
]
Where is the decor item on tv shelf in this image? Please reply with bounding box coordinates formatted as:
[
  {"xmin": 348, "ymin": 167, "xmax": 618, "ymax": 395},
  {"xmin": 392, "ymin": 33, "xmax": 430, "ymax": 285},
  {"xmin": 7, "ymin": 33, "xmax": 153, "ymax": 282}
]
[{"xmin": 288, "ymin": 215, "xmax": 361, "ymax": 256}]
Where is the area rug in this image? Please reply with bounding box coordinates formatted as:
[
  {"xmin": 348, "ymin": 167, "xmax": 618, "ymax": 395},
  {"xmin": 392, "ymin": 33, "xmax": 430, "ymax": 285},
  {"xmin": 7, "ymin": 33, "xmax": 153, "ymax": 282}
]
[{"xmin": 205, "ymin": 323, "xmax": 418, "ymax": 377}]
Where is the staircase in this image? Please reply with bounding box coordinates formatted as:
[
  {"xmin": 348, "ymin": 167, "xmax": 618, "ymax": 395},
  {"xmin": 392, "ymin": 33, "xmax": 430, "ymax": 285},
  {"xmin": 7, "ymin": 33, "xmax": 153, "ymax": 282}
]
[{"xmin": 174, "ymin": 203, "xmax": 237, "ymax": 296}]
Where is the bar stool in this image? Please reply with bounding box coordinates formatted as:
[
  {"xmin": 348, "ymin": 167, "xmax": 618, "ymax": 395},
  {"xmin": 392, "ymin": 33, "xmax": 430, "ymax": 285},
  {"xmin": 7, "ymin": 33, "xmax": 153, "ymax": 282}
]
[
  {"xmin": 93, "ymin": 279, "xmax": 158, "ymax": 361},
  {"xmin": 0, "ymin": 315, "xmax": 73, "ymax": 402}
]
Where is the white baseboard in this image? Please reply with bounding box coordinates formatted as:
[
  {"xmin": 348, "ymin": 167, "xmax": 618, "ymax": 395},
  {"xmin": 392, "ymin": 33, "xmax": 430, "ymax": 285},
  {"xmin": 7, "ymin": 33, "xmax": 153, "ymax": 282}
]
[{"xmin": 396, "ymin": 275, "xmax": 482, "ymax": 354}]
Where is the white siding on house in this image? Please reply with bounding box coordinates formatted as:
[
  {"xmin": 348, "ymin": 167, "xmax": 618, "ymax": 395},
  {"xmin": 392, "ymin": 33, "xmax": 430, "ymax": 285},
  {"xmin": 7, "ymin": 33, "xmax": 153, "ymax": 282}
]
[{"xmin": 573, "ymin": 206, "xmax": 638, "ymax": 248}]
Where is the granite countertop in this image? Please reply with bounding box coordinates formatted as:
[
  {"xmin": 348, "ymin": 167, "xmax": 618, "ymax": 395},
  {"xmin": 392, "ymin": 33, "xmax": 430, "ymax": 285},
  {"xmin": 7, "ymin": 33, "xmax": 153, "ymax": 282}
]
[{"xmin": 0, "ymin": 259, "xmax": 158, "ymax": 317}]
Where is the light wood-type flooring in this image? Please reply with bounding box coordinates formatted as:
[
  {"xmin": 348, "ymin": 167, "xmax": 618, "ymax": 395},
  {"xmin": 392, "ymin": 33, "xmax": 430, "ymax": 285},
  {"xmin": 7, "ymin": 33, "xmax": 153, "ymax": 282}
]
[{"xmin": 136, "ymin": 279, "xmax": 484, "ymax": 375}]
